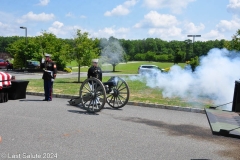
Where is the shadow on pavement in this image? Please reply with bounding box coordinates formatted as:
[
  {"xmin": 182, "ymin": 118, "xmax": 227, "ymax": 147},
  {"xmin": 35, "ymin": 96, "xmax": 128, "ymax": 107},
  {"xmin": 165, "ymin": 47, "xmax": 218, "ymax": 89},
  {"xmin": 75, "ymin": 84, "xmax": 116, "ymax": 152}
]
[
  {"xmin": 117, "ymin": 116, "xmax": 240, "ymax": 160},
  {"xmin": 67, "ymin": 104, "xmax": 99, "ymax": 115},
  {"xmin": 68, "ymin": 110, "xmax": 99, "ymax": 115},
  {"xmin": 103, "ymin": 107, "xmax": 123, "ymax": 111},
  {"xmin": 19, "ymin": 99, "xmax": 44, "ymax": 102},
  {"xmin": 102, "ymin": 71, "xmax": 121, "ymax": 73}
]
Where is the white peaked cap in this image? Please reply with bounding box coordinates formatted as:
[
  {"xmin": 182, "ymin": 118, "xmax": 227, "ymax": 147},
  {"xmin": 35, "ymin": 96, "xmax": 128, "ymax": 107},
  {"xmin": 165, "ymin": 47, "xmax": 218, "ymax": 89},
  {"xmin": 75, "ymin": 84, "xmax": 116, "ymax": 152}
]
[
  {"xmin": 44, "ymin": 53, "xmax": 51, "ymax": 57},
  {"xmin": 92, "ymin": 59, "xmax": 98, "ymax": 63}
]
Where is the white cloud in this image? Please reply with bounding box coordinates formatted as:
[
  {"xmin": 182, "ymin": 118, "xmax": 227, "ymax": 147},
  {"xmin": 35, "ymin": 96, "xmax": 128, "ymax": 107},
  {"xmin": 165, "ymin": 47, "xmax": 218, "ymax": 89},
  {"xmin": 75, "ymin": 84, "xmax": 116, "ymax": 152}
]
[
  {"xmin": 37, "ymin": 0, "xmax": 50, "ymax": 6},
  {"xmin": 104, "ymin": 0, "xmax": 138, "ymax": 16},
  {"xmin": 227, "ymin": 0, "xmax": 240, "ymax": 15},
  {"xmin": 148, "ymin": 26, "xmax": 182, "ymax": 38},
  {"xmin": 65, "ymin": 12, "xmax": 75, "ymax": 18},
  {"xmin": 19, "ymin": 12, "xmax": 55, "ymax": 23},
  {"xmin": 47, "ymin": 21, "xmax": 87, "ymax": 38},
  {"xmin": 92, "ymin": 27, "xmax": 130, "ymax": 39},
  {"xmin": 104, "ymin": 6, "xmax": 129, "ymax": 16},
  {"xmin": 183, "ymin": 22, "xmax": 205, "ymax": 34},
  {"xmin": 143, "ymin": 0, "xmax": 195, "ymax": 14},
  {"xmin": 0, "ymin": 21, "xmax": 19, "ymax": 36},
  {"xmin": 48, "ymin": 21, "xmax": 65, "ymax": 35},
  {"xmin": 202, "ymin": 30, "xmax": 225, "ymax": 40},
  {"xmin": 217, "ymin": 16, "xmax": 240, "ymax": 32},
  {"xmin": 52, "ymin": 21, "xmax": 64, "ymax": 28},
  {"xmin": 133, "ymin": 11, "xmax": 206, "ymax": 40},
  {"xmin": 134, "ymin": 11, "xmax": 178, "ymax": 28},
  {"xmin": 0, "ymin": 21, "xmax": 9, "ymax": 29}
]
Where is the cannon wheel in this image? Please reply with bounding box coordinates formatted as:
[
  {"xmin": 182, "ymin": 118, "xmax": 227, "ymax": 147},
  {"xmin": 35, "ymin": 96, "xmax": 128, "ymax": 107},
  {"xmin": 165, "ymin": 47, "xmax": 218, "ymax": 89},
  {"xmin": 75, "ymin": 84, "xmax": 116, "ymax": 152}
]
[
  {"xmin": 79, "ymin": 78, "xmax": 106, "ymax": 113},
  {"xmin": 106, "ymin": 77, "xmax": 129, "ymax": 109}
]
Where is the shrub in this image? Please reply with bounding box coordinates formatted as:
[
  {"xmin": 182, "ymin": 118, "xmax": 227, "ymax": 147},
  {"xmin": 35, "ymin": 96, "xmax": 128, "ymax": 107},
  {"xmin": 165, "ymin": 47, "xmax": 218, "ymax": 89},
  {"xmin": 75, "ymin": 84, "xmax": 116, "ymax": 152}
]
[
  {"xmin": 64, "ymin": 68, "xmax": 72, "ymax": 73},
  {"xmin": 189, "ymin": 56, "xmax": 199, "ymax": 72}
]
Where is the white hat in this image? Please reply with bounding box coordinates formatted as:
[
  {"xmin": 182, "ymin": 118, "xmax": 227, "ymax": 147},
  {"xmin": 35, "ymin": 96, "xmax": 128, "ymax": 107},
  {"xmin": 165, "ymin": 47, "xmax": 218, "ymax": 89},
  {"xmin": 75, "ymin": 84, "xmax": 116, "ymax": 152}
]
[
  {"xmin": 92, "ymin": 59, "xmax": 98, "ymax": 63},
  {"xmin": 45, "ymin": 53, "xmax": 51, "ymax": 57}
]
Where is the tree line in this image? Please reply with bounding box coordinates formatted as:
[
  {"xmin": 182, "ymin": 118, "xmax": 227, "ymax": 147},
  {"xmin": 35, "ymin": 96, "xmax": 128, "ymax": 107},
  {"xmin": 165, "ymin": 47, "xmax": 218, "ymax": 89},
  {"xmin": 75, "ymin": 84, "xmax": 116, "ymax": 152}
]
[{"xmin": 0, "ymin": 29, "xmax": 240, "ymax": 72}]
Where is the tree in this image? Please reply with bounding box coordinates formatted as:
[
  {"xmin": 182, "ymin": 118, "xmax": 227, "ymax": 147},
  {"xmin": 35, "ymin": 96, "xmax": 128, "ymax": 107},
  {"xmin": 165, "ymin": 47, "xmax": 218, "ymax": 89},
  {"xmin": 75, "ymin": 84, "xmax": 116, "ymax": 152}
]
[
  {"xmin": 0, "ymin": 36, "xmax": 23, "ymax": 53},
  {"xmin": 134, "ymin": 53, "xmax": 145, "ymax": 61},
  {"xmin": 120, "ymin": 39, "xmax": 135, "ymax": 60},
  {"xmin": 145, "ymin": 38, "xmax": 158, "ymax": 53},
  {"xmin": 72, "ymin": 29, "xmax": 98, "ymax": 82},
  {"xmin": 145, "ymin": 51, "xmax": 156, "ymax": 61},
  {"xmin": 184, "ymin": 39, "xmax": 193, "ymax": 61},
  {"xmin": 35, "ymin": 31, "xmax": 71, "ymax": 70},
  {"xmin": 155, "ymin": 54, "xmax": 168, "ymax": 62},
  {"xmin": 174, "ymin": 50, "xmax": 186, "ymax": 64},
  {"xmin": 101, "ymin": 37, "xmax": 126, "ymax": 72},
  {"xmin": 7, "ymin": 37, "xmax": 41, "ymax": 69},
  {"xmin": 224, "ymin": 29, "xmax": 240, "ymax": 51},
  {"xmin": 189, "ymin": 56, "xmax": 199, "ymax": 72}
]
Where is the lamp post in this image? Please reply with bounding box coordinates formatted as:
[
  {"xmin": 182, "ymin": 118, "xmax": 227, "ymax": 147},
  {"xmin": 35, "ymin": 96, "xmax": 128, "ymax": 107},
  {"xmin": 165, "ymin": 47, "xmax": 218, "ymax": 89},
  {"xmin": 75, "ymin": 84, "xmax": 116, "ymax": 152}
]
[
  {"xmin": 20, "ymin": 26, "xmax": 27, "ymax": 44},
  {"xmin": 20, "ymin": 26, "xmax": 27, "ymax": 70},
  {"xmin": 187, "ymin": 35, "xmax": 201, "ymax": 55}
]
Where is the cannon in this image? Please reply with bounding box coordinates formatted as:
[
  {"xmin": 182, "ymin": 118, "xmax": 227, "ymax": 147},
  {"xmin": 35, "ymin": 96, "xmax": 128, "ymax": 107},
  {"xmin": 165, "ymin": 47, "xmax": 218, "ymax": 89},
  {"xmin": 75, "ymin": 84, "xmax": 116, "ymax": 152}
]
[{"xmin": 68, "ymin": 76, "xmax": 130, "ymax": 112}]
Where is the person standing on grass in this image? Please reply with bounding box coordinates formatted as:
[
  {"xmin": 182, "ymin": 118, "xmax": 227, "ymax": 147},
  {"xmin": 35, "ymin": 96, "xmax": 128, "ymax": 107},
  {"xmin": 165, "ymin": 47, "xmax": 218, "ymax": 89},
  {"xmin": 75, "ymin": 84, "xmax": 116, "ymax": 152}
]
[{"xmin": 42, "ymin": 53, "xmax": 57, "ymax": 101}]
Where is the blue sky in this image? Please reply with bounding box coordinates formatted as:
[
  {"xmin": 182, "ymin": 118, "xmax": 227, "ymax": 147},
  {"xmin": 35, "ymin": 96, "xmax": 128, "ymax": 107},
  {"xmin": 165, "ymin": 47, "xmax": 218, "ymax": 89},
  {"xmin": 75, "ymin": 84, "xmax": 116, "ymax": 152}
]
[{"xmin": 0, "ymin": 0, "xmax": 240, "ymax": 41}]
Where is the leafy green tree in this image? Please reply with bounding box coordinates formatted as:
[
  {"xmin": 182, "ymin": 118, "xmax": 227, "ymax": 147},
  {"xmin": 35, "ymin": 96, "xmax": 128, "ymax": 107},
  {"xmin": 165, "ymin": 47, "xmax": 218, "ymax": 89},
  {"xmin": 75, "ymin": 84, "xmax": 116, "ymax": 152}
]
[
  {"xmin": 7, "ymin": 37, "xmax": 40, "ymax": 69},
  {"xmin": 145, "ymin": 51, "xmax": 156, "ymax": 61},
  {"xmin": 145, "ymin": 38, "xmax": 158, "ymax": 53},
  {"xmin": 155, "ymin": 54, "xmax": 168, "ymax": 62},
  {"xmin": 72, "ymin": 29, "xmax": 98, "ymax": 82},
  {"xmin": 189, "ymin": 56, "xmax": 199, "ymax": 72},
  {"xmin": 35, "ymin": 31, "xmax": 70, "ymax": 70},
  {"xmin": 0, "ymin": 36, "xmax": 23, "ymax": 53},
  {"xmin": 7, "ymin": 39, "xmax": 25, "ymax": 69},
  {"xmin": 174, "ymin": 50, "xmax": 186, "ymax": 64},
  {"xmin": 120, "ymin": 39, "xmax": 136, "ymax": 60},
  {"xmin": 184, "ymin": 39, "xmax": 193, "ymax": 61},
  {"xmin": 134, "ymin": 53, "xmax": 146, "ymax": 61},
  {"xmin": 168, "ymin": 54, "xmax": 174, "ymax": 62},
  {"xmin": 224, "ymin": 29, "xmax": 240, "ymax": 51}
]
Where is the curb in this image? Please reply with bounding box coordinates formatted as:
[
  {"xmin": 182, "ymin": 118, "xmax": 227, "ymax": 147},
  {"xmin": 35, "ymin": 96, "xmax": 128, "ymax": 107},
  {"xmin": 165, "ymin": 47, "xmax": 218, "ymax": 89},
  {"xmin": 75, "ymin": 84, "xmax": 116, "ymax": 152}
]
[{"xmin": 26, "ymin": 92, "xmax": 205, "ymax": 114}]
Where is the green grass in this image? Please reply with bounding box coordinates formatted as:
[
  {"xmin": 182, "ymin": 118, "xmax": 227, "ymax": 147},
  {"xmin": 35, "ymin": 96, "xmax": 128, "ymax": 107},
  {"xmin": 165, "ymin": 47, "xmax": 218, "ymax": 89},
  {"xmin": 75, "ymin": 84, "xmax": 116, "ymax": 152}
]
[
  {"xmin": 69, "ymin": 61, "xmax": 186, "ymax": 74},
  {"xmin": 27, "ymin": 76, "xmax": 212, "ymax": 108},
  {"xmin": 66, "ymin": 61, "xmax": 79, "ymax": 67}
]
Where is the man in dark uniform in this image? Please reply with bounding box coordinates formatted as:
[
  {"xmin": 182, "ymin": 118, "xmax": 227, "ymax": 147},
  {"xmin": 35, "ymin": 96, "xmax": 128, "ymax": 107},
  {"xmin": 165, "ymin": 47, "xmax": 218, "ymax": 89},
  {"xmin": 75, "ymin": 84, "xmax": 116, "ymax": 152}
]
[
  {"xmin": 87, "ymin": 59, "xmax": 102, "ymax": 105},
  {"xmin": 42, "ymin": 53, "xmax": 57, "ymax": 101},
  {"xmin": 87, "ymin": 59, "xmax": 102, "ymax": 81}
]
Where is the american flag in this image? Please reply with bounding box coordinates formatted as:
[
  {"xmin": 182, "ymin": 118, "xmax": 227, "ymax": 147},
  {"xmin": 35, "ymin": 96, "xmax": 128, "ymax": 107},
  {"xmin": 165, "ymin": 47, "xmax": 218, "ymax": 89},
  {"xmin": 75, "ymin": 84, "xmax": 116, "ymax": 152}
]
[{"xmin": 0, "ymin": 72, "xmax": 12, "ymax": 89}]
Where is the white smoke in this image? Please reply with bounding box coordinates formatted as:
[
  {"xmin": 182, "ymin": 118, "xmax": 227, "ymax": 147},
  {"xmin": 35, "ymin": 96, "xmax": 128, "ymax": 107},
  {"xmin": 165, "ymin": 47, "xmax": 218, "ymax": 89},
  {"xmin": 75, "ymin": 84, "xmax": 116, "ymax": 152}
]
[
  {"xmin": 127, "ymin": 48, "xmax": 240, "ymax": 110},
  {"xmin": 99, "ymin": 39, "xmax": 125, "ymax": 70}
]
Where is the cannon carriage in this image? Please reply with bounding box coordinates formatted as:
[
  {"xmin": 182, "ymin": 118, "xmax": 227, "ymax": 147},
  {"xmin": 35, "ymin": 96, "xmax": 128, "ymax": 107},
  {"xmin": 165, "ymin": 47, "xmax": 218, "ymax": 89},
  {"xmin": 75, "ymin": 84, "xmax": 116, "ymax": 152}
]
[{"xmin": 68, "ymin": 76, "xmax": 130, "ymax": 112}]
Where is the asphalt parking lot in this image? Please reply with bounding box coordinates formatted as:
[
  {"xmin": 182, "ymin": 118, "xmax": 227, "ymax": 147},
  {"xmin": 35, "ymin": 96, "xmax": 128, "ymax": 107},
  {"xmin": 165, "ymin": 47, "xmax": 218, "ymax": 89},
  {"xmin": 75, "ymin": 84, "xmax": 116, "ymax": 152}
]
[{"xmin": 0, "ymin": 95, "xmax": 240, "ymax": 160}]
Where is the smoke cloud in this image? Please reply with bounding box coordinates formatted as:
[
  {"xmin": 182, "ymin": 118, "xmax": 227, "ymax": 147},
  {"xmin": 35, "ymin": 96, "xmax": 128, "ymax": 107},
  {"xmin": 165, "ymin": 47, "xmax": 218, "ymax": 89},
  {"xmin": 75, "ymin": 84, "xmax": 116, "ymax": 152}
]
[
  {"xmin": 99, "ymin": 39, "xmax": 125, "ymax": 65},
  {"xmin": 126, "ymin": 48, "xmax": 240, "ymax": 110}
]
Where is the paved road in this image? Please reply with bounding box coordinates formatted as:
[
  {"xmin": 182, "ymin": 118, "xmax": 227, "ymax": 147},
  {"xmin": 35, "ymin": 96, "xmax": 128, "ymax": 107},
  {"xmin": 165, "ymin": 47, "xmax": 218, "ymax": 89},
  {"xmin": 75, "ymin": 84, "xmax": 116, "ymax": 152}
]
[
  {"xmin": 0, "ymin": 95, "xmax": 240, "ymax": 160},
  {"xmin": 1, "ymin": 70, "xmax": 137, "ymax": 79}
]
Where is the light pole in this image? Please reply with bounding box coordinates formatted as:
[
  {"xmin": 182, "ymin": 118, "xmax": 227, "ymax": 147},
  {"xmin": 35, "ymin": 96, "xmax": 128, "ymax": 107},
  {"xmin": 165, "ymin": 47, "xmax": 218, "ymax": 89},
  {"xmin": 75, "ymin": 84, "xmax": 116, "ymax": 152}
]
[
  {"xmin": 187, "ymin": 35, "xmax": 201, "ymax": 55},
  {"xmin": 20, "ymin": 26, "xmax": 27, "ymax": 44},
  {"xmin": 20, "ymin": 26, "xmax": 27, "ymax": 70}
]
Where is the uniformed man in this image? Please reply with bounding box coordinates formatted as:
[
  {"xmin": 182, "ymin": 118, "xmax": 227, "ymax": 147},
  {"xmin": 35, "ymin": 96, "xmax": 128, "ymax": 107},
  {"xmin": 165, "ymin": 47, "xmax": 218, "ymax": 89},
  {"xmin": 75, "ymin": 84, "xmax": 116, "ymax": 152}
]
[
  {"xmin": 87, "ymin": 59, "xmax": 102, "ymax": 105},
  {"xmin": 42, "ymin": 53, "xmax": 57, "ymax": 101},
  {"xmin": 87, "ymin": 59, "xmax": 102, "ymax": 81}
]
